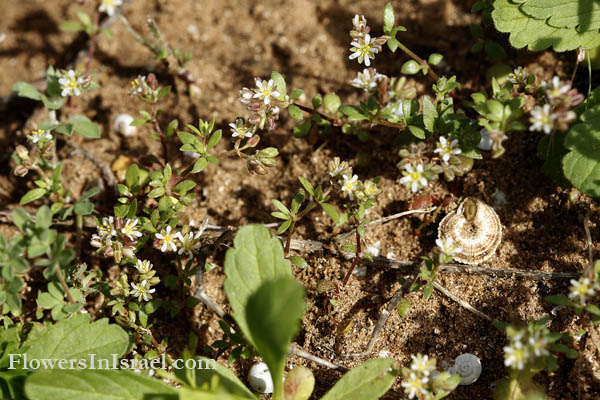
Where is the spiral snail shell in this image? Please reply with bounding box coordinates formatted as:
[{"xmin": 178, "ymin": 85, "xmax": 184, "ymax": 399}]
[
  {"xmin": 448, "ymin": 353, "xmax": 482, "ymax": 385},
  {"xmin": 437, "ymin": 197, "xmax": 502, "ymax": 265}
]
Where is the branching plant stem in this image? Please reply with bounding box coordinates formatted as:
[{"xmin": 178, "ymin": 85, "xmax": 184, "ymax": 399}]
[{"xmin": 396, "ymin": 41, "xmax": 439, "ymax": 81}]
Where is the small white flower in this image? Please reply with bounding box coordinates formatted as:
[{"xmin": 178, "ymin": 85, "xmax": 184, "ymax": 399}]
[
  {"xmin": 98, "ymin": 0, "xmax": 122, "ymax": 16},
  {"xmin": 155, "ymin": 226, "xmax": 179, "ymax": 253},
  {"xmin": 130, "ymin": 280, "xmax": 155, "ymax": 302},
  {"xmin": 349, "ymin": 34, "xmax": 379, "ymax": 67},
  {"xmin": 366, "ymin": 241, "xmax": 380, "ymax": 257},
  {"xmin": 528, "ymin": 331, "xmax": 550, "ymax": 357},
  {"xmin": 349, "ymin": 68, "xmax": 385, "ymax": 92},
  {"xmin": 177, "ymin": 232, "xmax": 198, "ymax": 256},
  {"xmin": 135, "ymin": 259, "xmax": 153, "ymax": 274},
  {"xmin": 503, "ymin": 340, "xmax": 529, "ymax": 370},
  {"xmin": 341, "ymin": 174, "xmax": 359, "ymax": 200},
  {"xmin": 352, "ymin": 14, "xmax": 368, "ymax": 31},
  {"xmin": 27, "ymin": 129, "xmax": 52, "ymax": 144},
  {"xmin": 98, "ymin": 216, "xmax": 117, "ymax": 238},
  {"xmin": 507, "ymin": 66, "xmax": 527, "ymax": 84},
  {"xmin": 435, "ymin": 237, "xmax": 462, "ymax": 258},
  {"xmin": 399, "ymin": 163, "xmax": 428, "ymax": 193},
  {"xmin": 434, "ymin": 136, "xmax": 461, "ymax": 163},
  {"xmin": 229, "ymin": 117, "xmax": 254, "ymax": 138},
  {"xmin": 252, "ymin": 79, "xmax": 280, "ymax": 105},
  {"xmin": 569, "ymin": 277, "xmax": 598, "ymax": 306},
  {"xmin": 121, "ymin": 218, "xmax": 142, "ymax": 241},
  {"xmin": 542, "ymin": 76, "xmax": 571, "ymax": 103},
  {"xmin": 410, "ymin": 354, "xmax": 435, "ymax": 377},
  {"xmin": 239, "ymin": 87, "xmax": 254, "ymax": 104},
  {"xmin": 529, "ymin": 104, "xmax": 555, "ymax": 134},
  {"xmin": 401, "ymin": 372, "xmax": 428, "ymax": 399},
  {"xmin": 58, "ymin": 69, "xmax": 85, "ymax": 97},
  {"xmin": 361, "ymin": 180, "xmax": 379, "ymax": 197}
]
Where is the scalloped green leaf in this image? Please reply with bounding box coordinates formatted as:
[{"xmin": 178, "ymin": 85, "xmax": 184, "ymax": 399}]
[
  {"xmin": 25, "ymin": 369, "xmax": 177, "ymax": 400},
  {"xmin": 320, "ymin": 358, "xmax": 399, "ymax": 400},
  {"xmin": 520, "ymin": 0, "xmax": 600, "ymax": 31},
  {"xmin": 562, "ymin": 106, "xmax": 600, "ymax": 197},
  {"xmin": 492, "ymin": 0, "xmax": 600, "ymax": 51},
  {"xmin": 223, "ymin": 225, "xmax": 292, "ymax": 349}
]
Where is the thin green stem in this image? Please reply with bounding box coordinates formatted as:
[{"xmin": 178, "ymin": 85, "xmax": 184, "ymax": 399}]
[
  {"xmin": 396, "ymin": 41, "xmax": 439, "ymax": 81},
  {"xmin": 55, "ymin": 266, "xmax": 75, "ymax": 304}
]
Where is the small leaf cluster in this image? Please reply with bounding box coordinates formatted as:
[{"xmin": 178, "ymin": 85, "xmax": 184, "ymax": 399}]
[
  {"xmin": 470, "ymin": 1, "xmax": 507, "ymax": 60},
  {"xmin": 177, "ymin": 118, "xmax": 222, "ymax": 173}
]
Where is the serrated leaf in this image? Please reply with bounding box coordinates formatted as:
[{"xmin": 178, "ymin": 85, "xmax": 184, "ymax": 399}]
[
  {"xmin": 246, "ymin": 277, "xmax": 305, "ymax": 400},
  {"xmin": 25, "ymin": 369, "xmax": 176, "ymax": 400},
  {"xmin": 23, "ymin": 314, "xmax": 128, "ymax": 365},
  {"xmin": 492, "ymin": 0, "xmax": 600, "ymax": 51},
  {"xmin": 320, "ymin": 358, "xmax": 399, "ymax": 400},
  {"xmin": 223, "ymin": 225, "xmax": 292, "ymax": 351},
  {"xmin": 562, "ymin": 107, "xmax": 600, "ymax": 197}
]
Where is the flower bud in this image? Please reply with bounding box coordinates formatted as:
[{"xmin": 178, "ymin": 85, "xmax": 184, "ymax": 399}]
[
  {"xmin": 13, "ymin": 165, "xmax": 28, "ymax": 177},
  {"xmin": 15, "ymin": 145, "xmax": 29, "ymax": 160},
  {"xmin": 146, "ymin": 73, "xmax": 159, "ymax": 90},
  {"xmin": 246, "ymin": 135, "xmax": 260, "ymax": 148}
]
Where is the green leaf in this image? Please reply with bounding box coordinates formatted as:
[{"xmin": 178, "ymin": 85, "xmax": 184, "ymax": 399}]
[
  {"xmin": 69, "ymin": 116, "xmax": 101, "ymax": 139},
  {"xmin": 320, "ymin": 203, "xmax": 339, "ymax": 224},
  {"xmin": 396, "ymin": 298, "xmax": 411, "ymax": 317},
  {"xmin": 178, "ymin": 388, "xmax": 251, "ymax": 400},
  {"xmin": 545, "ymin": 294, "xmax": 574, "ymax": 307},
  {"xmin": 422, "ymin": 96, "xmax": 438, "ymax": 133},
  {"xmin": 192, "ymin": 158, "xmax": 208, "ymax": 173},
  {"xmin": 12, "ymin": 82, "xmax": 43, "ymax": 101},
  {"xmin": 272, "ymin": 199, "xmax": 290, "ymax": 215},
  {"xmin": 157, "ymin": 85, "xmax": 171, "ymax": 100},
  {"xmin": 401, "ymin": 60, "xmax": 421, "ymax": 75},
  {"xmin": 223, "ymin": 225, "xmax": 292, "ymax": 351},
  {"xmin": 59, "ymin": 21, "xmax": 84, "ymax": 32},
  {"xmin": 36, "ymin": 206, "xmax": 52, "ymax": 229},
  {"xmin": 428, "ymin": 53, "xmax": 444, "ymax": 65},
  {"xmin": 293, "ymin": 120, "xmax": 311, "ymax": 138},
  {"xmin": 175, "ymin": 358, "xmax": 256, "ymax": 399},
  {"xmin": 290, "ymin": 256, "xmax": 308, "ymax": 269},
  {"xmin": 339, "ymin": 105, "xmax": 367, "ymax": 121},
  {"xmin": 277, "ymin": 219, "xmax": 292, "ymax": 234},
  {"xmin": 23, "ymin": 314, "xmax": 128, "ymax": 365},
  {"xmin": 407, "ymin": 125, "xmax": 425, "ymax": 139},
  {"xmin": 323, "ymin": 93, "xmax": 341, "ymax": 114},
  {"xmin": 491, "ymin": 0, "xmax": 600, "ymax": 52},
  {"xmin": 383, "ymin": 3, "xmax": 395, "ymax": 33},
  {"xmin": 484, "ymin": 40, "xmax": 507, "ymax": 60},
  {"xmin": 288, "ymin": 105, "xmax": 304, "ymax": 120},
  {"xmin": 207, "ymin": 130, "xmax": 222, "ymax": 149},
  {"xmin": 298, "ymin": 177, "xmax": 314, "ymax": 196},
  {"xmin": 320, "ymin": 358, "xmax": 399, "ymax": 400},
  {"xmin": 20, "ymin": 188, "xmax": 47, "ymax": 205},
  {"xmin": 245, "ymin": 277, "xmax": 305, "ymax": 400},
  {"xmin": 25, "ymin": 369, "xmax": 177, "ymax": 400},
  {"xmin": 12, "ymin": 208, "xmax": 29, "ymax": 230},
  {"xmin": 289, "ymin": 89, "xmax": 304, "ymax": 101},
  {"xmin": 74, "ymin": 201, "xmax": 94, "ymax": 216},
  {"xmin": 270, "ymin": 71, "xmax": 287, "ymax": 99},
  {"xmin": 562, "ymin": 106, "xmax": 600, "ymax": 197},
  {"xmin": 173, "ymin": 180, "xmax": 196, "ymax": 193},
  {"xmin": 130, "ymin": 119, "xmax": 147, "ymax": 127},
  {"xmin": 76, "ymin": 11, "xmax": 92, "ymax": 28}
]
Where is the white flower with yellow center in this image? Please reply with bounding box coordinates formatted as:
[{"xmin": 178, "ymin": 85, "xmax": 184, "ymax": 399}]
[
  {"xmin": 435, "ymin": 237, "xmax": 462, "ymax": 258},
  {"xmin": 400, "ymin": 163, "xmax": 428, "ymax": 193},
  {"xmin": 401, "ymin": 372, "xmax": 428, "ymax": 399},
  {"xmin": 349, "ymin": 34, "xmax": 379, "ymax": 67},
  {"xmin": 362, "ymin": 180, "xmax": 378, "ymax": 197},
  {"xmin": 155, "ymin": 226, "xmax": 181, "ymax": 253},
  {"xmin": 27, "ymin": 129, "xmax": 52, "ymax": 144},
  {"xmin": 409, "ymin": 354, "xmax": 436, "ymax": 377},
  {"xmin": 229, "ymin": 118, "xmax": 254, "ymax": 138},
  {"xmin": 177, "ymin": 231, "xmax": 200, "ymax": 257},
  {"xmin": 253, "ymin": 79, "xmax": 280, "ymax": 105},
  {"xmin": 58, "ymin": 69, "xmax": 85, "ymax": 97},
  {"xmin": 130, "ymin": 280, "xmax": 155, "ymax": 302},
  {"xmin": 98, "ymin": 0, "xmax": 122, "ymax": 16},
  {"xmin": 341, "ymin": 174, "xmax": 359, "ymax": 200},
  {"xmin": 434, "ymin": 136, "xmax": 461, "ymax": 163},
  {"xmin": 98, "ymin": 216, "xmax": 117, "ymax": 238},
  {"xmin": 121, "ymin": 218, "xmax": 142, "ymax": 241},
  {"xmin": 503, "ymin": 339, "xmax": 529, "ymax": 370},
  {"xmin": 569, "ymin": 277, "xmax": 598, "ymax": 306},
  {"xmin": 529, "ymin": 104, "xmax": 555, "ymax": 135},
  {"xmin": 528, "ymin": 331, "xmax": 550, "ymax": 357},
  {"xmin": 135, "ymin": 259, "xmax": 153, "ymax": 274}
]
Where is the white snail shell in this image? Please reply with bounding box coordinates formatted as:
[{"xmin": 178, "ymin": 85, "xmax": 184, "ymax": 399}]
[
  {"xmin": 448, "ymin": 353, "xmax": 481, "ymax": 385},
  {"xmin": 113, "ymin": 113, "xmax": 137, "ymax": 137},
  {"xmin": 437, "ymin": 197, "xmax": 502, "ymax": 265},
  {"xmin": 248, "ymin": 362, "xmax": 274, "ymax": 394}
]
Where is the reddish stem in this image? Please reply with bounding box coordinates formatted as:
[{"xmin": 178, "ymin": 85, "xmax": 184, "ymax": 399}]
[{"xmin": 341, "ymin": 225, "xmax": 362, "ymax": 287}]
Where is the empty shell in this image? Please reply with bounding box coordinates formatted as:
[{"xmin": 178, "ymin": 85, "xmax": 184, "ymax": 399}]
[{"xmin": 437, "ymin": 197, "xmax": 502, "ymax": 265}]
